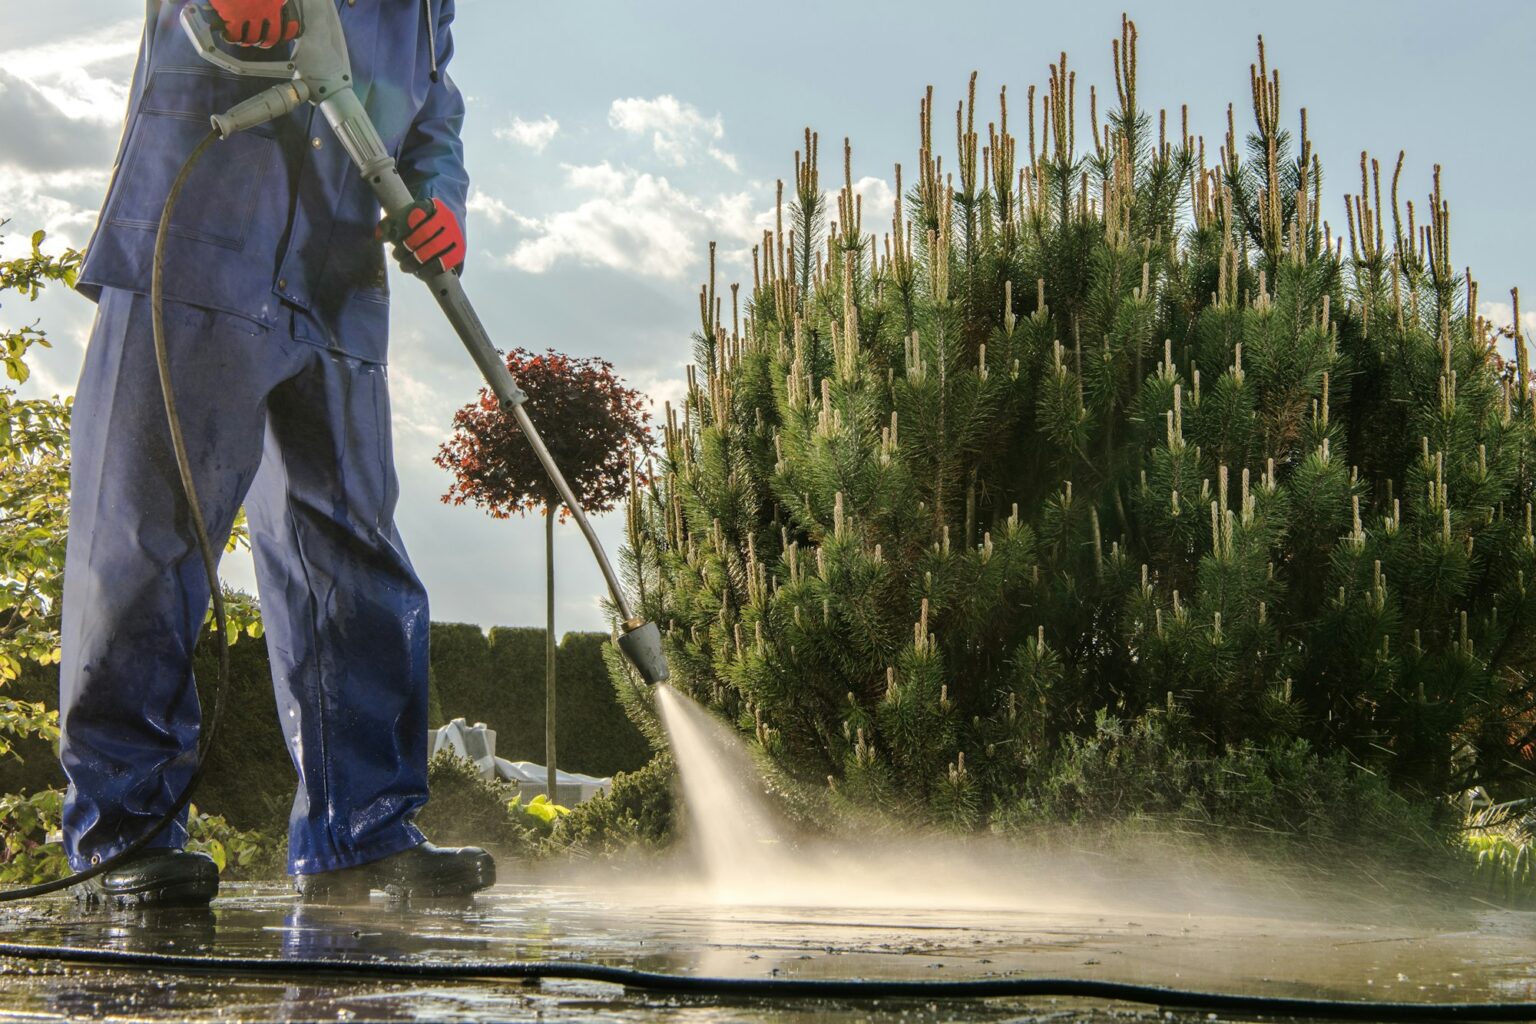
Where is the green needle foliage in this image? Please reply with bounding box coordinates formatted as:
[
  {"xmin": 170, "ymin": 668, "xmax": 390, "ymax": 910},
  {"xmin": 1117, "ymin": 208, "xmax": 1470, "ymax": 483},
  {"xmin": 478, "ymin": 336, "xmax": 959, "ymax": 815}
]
[{"xmin": 618, "ymin": 21, "xmax": 1536, "ymax": 834}]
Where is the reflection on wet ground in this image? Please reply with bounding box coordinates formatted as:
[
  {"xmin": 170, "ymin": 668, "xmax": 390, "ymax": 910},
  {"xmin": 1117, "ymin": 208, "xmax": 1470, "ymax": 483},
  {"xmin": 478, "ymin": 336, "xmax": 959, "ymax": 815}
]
[{"xmin": 2, "ymin": 880, "xmax": 1535, "ymax": 1022}]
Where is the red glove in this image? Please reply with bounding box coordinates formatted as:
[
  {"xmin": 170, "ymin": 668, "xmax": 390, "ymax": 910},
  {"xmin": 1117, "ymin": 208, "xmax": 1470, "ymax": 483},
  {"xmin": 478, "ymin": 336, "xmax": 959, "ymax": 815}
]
[
  {"xmin": 381, "ymin": 198, "xmax": 465, "ymax": 278},
  {"xmin": 209, "ymin": 0, "xmax": 300, "ymax": 48}
]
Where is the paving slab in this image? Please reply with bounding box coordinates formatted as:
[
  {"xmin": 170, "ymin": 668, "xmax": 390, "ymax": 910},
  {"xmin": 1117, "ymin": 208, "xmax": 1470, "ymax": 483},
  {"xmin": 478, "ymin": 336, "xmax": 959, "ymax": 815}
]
[{"xmin": 3, "ymin": 875, "xmax": 1535, "ymax": 1022}]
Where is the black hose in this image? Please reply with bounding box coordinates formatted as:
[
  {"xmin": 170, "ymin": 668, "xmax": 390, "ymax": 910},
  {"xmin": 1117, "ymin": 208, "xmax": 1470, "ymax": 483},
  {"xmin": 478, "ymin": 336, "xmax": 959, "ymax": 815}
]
[
  {"xmin": 0, "ymin": 131, "xmax": 231, "ymax": 901},
  {"xmin": 2, "ymin": 942, "xmax": 1535, "ymax": 1021}
]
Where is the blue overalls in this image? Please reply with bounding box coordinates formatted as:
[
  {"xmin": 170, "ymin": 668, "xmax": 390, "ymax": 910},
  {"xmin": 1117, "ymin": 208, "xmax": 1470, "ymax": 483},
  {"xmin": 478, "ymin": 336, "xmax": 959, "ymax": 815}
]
[{"xmin": 60, "ymin": 0, "xmax": 468, "ymax": 875}]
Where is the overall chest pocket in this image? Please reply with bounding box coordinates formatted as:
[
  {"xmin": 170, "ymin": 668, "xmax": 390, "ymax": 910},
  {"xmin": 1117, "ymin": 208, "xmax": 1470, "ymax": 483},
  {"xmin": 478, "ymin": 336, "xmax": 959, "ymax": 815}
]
[{"xmin": 106, "ymin": 67, "xmax": 279, "ymax": 251}]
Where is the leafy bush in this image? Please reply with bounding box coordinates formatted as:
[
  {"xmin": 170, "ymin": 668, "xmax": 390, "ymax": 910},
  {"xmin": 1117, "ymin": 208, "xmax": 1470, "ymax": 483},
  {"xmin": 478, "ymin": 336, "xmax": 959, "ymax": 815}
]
[
  {"xmin": 0, "ymin": 228, "xmax": 78, "ymax": 754},
  {"xmin": 414, "ymin": 751, "xmax": 550, "ymax": 854},
  {"xmin": 618, "ymin": 21, "xmax": 1536, "ymax": 837},
  {"xmin": 1468, "ymin": 832, "xmax": 1536, "ymax": 905},
  {"xmin": 552, "ymin": 753, "xmax": 675, "ymax": 857},
  {"xmin": 0, "ymin": 789, "xmax": 66, "ymax": 884},
  {"xmin": 184, "ymin": 807, "xmax": 284, "ymax": 880},
  {"xmin": 0, "ymin": 789, "xmax": 282, "ymax": 884}
]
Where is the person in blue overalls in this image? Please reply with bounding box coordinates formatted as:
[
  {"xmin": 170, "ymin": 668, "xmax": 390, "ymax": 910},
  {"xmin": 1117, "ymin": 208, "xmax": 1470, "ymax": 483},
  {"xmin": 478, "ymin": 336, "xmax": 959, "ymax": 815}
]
[{"xmin": 60, "ymin": 0, "xmax": 493, "ymax": 906}]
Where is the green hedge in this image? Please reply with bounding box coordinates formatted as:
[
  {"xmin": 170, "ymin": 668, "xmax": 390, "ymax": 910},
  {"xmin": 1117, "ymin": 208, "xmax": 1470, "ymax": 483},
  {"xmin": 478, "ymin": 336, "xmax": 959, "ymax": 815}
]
[
  {"xmin": 5, "ymin": 622, "xmax": 652, "ymax": 832},
  {"xmin": 427, "ymin": 621, "xmax": 492, "ymax": 726},
  {"xmin": 190, "ymin": 635, "xmax": 291, "ymax": 832},
  {"xmin": 435, "ymin": 625, "xmax": 653, "ymax": 778},
  {"xmin": 485, "ymin": 626, "xmax": 545, "ymax": 758}
]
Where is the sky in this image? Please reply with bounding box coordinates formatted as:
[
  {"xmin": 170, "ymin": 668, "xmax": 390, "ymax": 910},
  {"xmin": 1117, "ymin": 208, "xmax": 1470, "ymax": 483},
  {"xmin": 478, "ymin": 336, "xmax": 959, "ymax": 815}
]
[{"xmin": 3, "ymin": 0, "xmax": 1534, "ymax": 634}]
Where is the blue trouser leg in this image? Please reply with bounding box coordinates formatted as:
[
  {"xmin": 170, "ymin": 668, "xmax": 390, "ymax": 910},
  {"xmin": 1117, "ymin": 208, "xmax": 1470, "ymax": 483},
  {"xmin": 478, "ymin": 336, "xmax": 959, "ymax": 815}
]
[
  {"xmin": 244, "ymin": 323, "xmax": 430, "ymax": 875},
  {"xmin": 60, "ymin": 287, "xmax": 431, "ymax": 875},
  {"xmin": 59, "ymin": 289, "xmax": 285, "ymax": 869}
]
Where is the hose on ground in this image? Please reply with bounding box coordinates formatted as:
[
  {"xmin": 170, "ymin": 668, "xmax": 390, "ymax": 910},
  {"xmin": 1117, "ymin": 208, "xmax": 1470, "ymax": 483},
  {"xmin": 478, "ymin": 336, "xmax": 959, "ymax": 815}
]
[{"xmin": 2, "ymin": 942, "xmax": 1535, "ymax": 1021}]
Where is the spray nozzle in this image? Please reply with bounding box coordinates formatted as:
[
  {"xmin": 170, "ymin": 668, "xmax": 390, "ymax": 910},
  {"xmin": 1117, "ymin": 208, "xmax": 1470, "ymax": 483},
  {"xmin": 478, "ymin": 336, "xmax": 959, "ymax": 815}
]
[{"xmin": 617, "ymin": 620, "xmax": 670, "ymax": 685}]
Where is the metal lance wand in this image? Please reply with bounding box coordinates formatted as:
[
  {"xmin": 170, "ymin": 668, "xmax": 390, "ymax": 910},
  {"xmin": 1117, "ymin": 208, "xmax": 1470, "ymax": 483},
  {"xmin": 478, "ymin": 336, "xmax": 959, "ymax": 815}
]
[{"xmin": 180, "ymin": 0, "xmax": 669, "ymax": 684}]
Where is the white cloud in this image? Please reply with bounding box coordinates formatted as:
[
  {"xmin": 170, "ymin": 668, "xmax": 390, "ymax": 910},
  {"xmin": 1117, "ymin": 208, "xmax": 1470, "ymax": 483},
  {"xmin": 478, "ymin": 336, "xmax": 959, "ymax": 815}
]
[
  {"xmin": 1479, "ymin": 300, "xmax": 1536, "ymax": 363},
  {"xmin": 0, "ymin": 21, "xmax": 133, "ymax": 245},
  {"xmin": 0, "ymin": 20, "xmax": 138, "ymax": 125},
  {"xmin": 494, "ymin": 114, "xmax": 560, "ymax": 153},
  {"xmin": 707, "ymin": 146, "xmax": 740, "ymax": 173},
  {"xmin": 0, "ymin": 167, "xmax": 110, "ymax": 250},
  {"xmin": 467, "ymin": 189, "xmax": 535, "ymax": 229},
  {"xmin": 382, "ymin": 355, "xmax": 453, "ymax": 451},
  {"xmin": 502, "ymin": 162, "xmax": 756, "ymax": 280},
  {"xmin": 628, "ymin": 364, "xmax": 689, "ymax": 419},
  {"xmin": 1480, "ymin": 300, "xmax": 1536, "ymax": 338},
  {"xmin": 565, "ymin": 162, "xmax": 632, "ymax": 197},
  {"xmin": 836, "ymin": 175, "xmax": 896, "ymax": 236},
  {"xmin": 609, "ymin": 95, "xmax": 738, "ymax": 171}
]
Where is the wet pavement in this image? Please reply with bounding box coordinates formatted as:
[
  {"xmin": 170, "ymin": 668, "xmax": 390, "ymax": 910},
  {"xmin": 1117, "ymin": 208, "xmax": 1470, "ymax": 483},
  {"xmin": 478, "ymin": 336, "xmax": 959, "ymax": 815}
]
[{"xmin": 3, "ymin": 876, "xmax": 1536, "ymax": 1022}]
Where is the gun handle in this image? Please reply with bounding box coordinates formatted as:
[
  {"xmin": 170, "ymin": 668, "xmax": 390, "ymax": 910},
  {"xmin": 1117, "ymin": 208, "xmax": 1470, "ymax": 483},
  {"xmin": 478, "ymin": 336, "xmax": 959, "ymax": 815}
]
[{"xmin": 179, "ymin": 4, "xmax": 299, "ymax": 79}]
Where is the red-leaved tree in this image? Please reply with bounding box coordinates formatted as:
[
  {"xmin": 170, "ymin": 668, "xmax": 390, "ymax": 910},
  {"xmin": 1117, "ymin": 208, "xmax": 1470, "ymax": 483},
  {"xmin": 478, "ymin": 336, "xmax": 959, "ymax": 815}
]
[{"xmin": 436, "ymin": 349, "xmax": 652, "ymax": 797}]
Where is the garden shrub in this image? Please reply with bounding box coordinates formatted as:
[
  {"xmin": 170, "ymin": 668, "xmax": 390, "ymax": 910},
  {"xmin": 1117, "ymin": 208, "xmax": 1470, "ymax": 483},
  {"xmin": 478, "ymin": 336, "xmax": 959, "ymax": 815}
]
[
  {"xmin": 414, "ymin": 750, "xmax": 547, "ymax": 854},
  {"xmin": 552, "ymin": 753, "xmax": 676, "ymax": 857},
  {"xmin": 617, "ymin": 20, "xmax": 1536, "ymax": 843},
  {"xmin": 185, "ymin": 807, "xmax": 285, "ymax": 880},
  {"xmin": 1005, "ymin": 708, "xmax": 1440, "ymax": 854},
  {"xmin": 3, "ymin": 659, "xmax": 63, "ymax": 796},
  {"xmin": 1468, "ymin": 832, "xmax": 1536, "ymax": 906},
  {"xmin": 0, "ymin": 787, "xmax": 283, "ymax": 884}
]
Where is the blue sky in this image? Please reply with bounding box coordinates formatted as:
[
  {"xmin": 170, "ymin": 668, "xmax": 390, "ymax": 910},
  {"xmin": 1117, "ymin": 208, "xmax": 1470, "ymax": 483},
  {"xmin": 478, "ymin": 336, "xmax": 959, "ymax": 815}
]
[{"xmin": 3, "ymin": 0, "xmax": 1533, "ymax": 633}]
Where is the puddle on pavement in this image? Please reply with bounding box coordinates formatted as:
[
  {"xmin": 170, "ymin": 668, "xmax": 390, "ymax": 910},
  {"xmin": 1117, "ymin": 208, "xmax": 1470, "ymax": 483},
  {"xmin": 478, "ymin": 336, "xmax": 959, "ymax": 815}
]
[{"xmin": 3, "ymin": 877, "xmax": 1535, "ymax": 1022}]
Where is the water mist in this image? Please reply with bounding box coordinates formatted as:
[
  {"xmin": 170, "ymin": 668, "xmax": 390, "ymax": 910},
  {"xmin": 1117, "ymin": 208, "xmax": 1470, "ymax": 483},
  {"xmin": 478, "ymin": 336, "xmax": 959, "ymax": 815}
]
[
  {"xmin": 653, "ymin": 683, "xmax": 1111, "ymax": 913},
  {"xmin": 648, "ymin": 684, "xmax": 1416, "ymax": 925},
  {"xmin": 652, "ymin": 684, "xmax": 789, "ymax": 896}
]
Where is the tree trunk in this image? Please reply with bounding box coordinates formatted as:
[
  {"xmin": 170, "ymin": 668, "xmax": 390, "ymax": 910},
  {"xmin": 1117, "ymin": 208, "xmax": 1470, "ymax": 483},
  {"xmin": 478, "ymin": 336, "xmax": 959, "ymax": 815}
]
[{"xmin": 545, "ymin": 499, "xmax": 557, "ymax": 804}]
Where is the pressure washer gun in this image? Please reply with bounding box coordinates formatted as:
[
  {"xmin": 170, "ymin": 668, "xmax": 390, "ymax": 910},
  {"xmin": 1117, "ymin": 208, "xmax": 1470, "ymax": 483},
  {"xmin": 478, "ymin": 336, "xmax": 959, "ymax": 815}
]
[{"xmin": 180, "ymin": 0, "xmax": 668, "ymax": 685}]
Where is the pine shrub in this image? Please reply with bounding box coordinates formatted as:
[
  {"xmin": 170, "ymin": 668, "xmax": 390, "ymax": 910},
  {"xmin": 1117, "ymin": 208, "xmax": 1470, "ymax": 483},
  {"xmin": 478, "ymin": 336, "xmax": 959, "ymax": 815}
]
[
  {"xmin": 550, "ymin": 753, "xmax": 676, "ymax": 857},
  {"xmin": 617, "ymin": 22, "xmax": 1536, "ymax": 836}
]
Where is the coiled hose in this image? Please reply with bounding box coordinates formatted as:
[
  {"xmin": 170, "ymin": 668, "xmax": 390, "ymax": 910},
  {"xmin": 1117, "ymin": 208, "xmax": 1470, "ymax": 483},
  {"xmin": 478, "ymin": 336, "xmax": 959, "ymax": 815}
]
[{"xmin": 4, "ymin": 133, "xmax": 1536, "ymax": 1024}]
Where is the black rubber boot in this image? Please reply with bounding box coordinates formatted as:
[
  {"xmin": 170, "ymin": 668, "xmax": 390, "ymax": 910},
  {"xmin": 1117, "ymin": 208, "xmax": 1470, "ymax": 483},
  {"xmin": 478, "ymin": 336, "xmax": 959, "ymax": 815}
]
[
  {"xmin": 295, "ymin": 842, "xmax": 496, "ymax": 902},
  {"xmin": 75, "ymin": 849, "xmax": 220, "ymax": 908}
]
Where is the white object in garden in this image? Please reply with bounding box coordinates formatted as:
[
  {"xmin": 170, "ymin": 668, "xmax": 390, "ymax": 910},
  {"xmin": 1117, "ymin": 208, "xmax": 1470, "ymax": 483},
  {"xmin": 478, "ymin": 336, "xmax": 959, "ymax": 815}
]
[
  {"xmin": 429, "ymin": 718, "xmax": 499, "ymax": 780},
  {"xmin": 494, "ymin": 759, "xmax": 612, "ymax": 805},
  {"xmin": 428, "ymin": 718, "xmax": 613, "ymax": 804}
]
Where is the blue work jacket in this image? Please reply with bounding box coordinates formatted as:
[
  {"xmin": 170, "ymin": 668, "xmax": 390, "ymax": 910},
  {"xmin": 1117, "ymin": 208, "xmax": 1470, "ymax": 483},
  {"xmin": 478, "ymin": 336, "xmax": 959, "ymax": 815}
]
[{"xmin": 77, "ymin": 0, "xmax": 468, "ymax": 364}]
